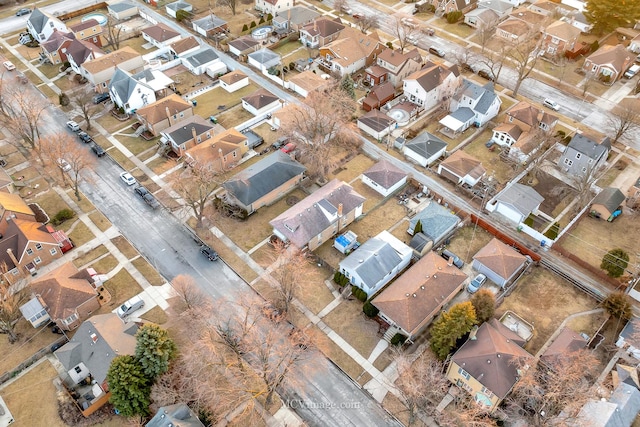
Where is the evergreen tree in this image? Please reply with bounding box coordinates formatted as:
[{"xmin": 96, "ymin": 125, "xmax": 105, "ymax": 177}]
[
  {"xmin": 135, "ymin": 324, "xmax": 176, "ymax": 380},
  {"xmin": 106, "ymin": 355, "xmax": 151, "ymax": 417},
  {"xmin": 413, "ymin": 220, "xmax": 423, "ymax": 234},
  {"xmin": 584, "ymin": 0, "xmax": 640, "ymax": 35},
  {"xmin": 340, "ymin": 75, "xmax": 356, "ymax": 99},
  {"xmin": 430, "ymin": 302, "xmax": 477, "ymax": 360},
  {"xmin": 600, "ymin": 248, "xmax": 629, "ymax": 278}
]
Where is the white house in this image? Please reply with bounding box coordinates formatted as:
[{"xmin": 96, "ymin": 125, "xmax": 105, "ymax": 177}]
[
  {"xmin": 437, "ymin": 150, "xmax": 486, "ymax": 187},
  {"xmin": 485, "ymin": 183, "xmax": 544, "ymax": 224},
  {"xmin": 108, "ymin": 67, "xmax": 156, "ymax": 113},
  {"xmin": 141, "ymin": 23, "xmax": 182, "ymax": 48},
  {"xmin": 247, "ymin": 48, "xmax": 281, "ymax": 72},
  {"xmin": 361, "ymin": 159, "xmax": 408, "ymax": 198},
  {"xmin": 165, "ymin": 0, "xmax": 193, "ymax": 19},
  {"xmin": 402, "ymin": 132, "xmax": 448, "ymax": 167},
  {"xmin": 107, "ymin": 1, "xmax": 139, "ymax": 20},
  {"xmin": 219, "ymin": 70, "xmax": 249, "ymax": 93},
  {"xmin": 357, "ymin": 110, "xmax": 397, "ymax": 141},
  {"xmin": 439, "ymin": 79, "xmax": 501, "ymax": 134},
  {"xmin": 180, "ymin": 46, "xmax": 226, "ymax": 76},
  {"xmin": 192, "ymin": 14, "xmax": 228, "ymax": 37},
  {"xmin": 255, "ymin": 0, "xmax": 294, "ymax": 16},
  {"xmin": 339, "ymin": 231, "xmax": 412, "ymax": 298},
  {"xmin": 27, "ymin": 8, "xmax": 68, "ymax": 43},
  {"xmin": 227, "ymin": 36, "xmax": 261, "ymax": 57},
  {"xmin": 472, "ymin": 238, "xmax": 528, "ymax": 288},
  {"xmin": 402, "ymin": 62, "xmax": 461, "ymax": 110},
  {"xmin": 287, "ymin": 70, "xmax": 328, "ymax": 98},
  {"xmin": 241, "ymin": 88, "xmax": 281, "ymax": 116}
]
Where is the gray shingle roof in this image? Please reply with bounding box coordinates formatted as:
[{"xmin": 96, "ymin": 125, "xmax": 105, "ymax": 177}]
[
  {"xmin": 568, "ymin": 133, "xmax": 610, "ymax": 160},
  {"xmin": 109, "ymin": 67, "xmax": 153, "ymax": 106},
  {"xmin": 224, "ymin": 151, "xmax": 306, "ymax": 206},
  {"xmin": 409, "ymin": 202, "xmax": 460, "ymax": 242},
  {"xmin": 363, "ymin": 159, "xmax": 406, "ymax": 190},
  {"xmin": 358, "ymin": 110, "xmax": 396, "ymax": 133},
  {"xmin": 450, "ymin": 106, "xmax": 475, "ymax": 122},
  {"xmin": 108, "ymin": 1, "xmax": 137, "ymax": 13},
  {"xmin": 592, "ymin": 187, "xmax": 625, "ymax": 214},
  {"xmin": 496, "ymin": 183, "xmax": 544, "ymax": 216},
  {"xmin": 475, "ymin": 87, "xmax": 498, "ymax": 114},
  {"xmin": 162, "ymin": 115, "xmax": 215, "ymax": 145},
  {"xmin": 183, "ymin": 47, "xmax": 218, "ymax": 67},
  {"xmin": 147, "ymin": 403, "xmax": 204, "ymax": 427},
  {"xmin": 248, "ymin": 48, "xmax": 280, "ymax": 64},
  {"xmin": 28, "ymin": 8, "xmax": 48, "ymax": 33},
  {"xmin": 166, "ymin": 0, "xmax": 192, "ymax": 11},
  {"xmin": 405, "ymin": 132, "xmax": 447, "ymax": 159},
  {"xmin": 193, "ymin": 14, "xmax": 227, "ymax": 31},
  {"xmin": 340, "ymin": 236, "xmax": 402, "ymax": 292}
]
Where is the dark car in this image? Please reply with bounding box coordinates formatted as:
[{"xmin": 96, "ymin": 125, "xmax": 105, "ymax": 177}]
[
  {"xmin": 200, "ymin": 245, "xmax": 219, "ymax": 261},
  {"xmin": 91, "ymin": 143, "xmax": 106, "ymax": 157},
  {"xmin": 92, "ymin": 93, "xmax": 110, "ymax": 104},
  {"xmin": 143, "ymin": 193, "xmax": 160, "ymax": 209},
  {"xmin": 51, "ymin": 341, "xmax": 65, "ymax": 352},
  {"xmin": 272, "ymin": 137, "xmax": 287, "ymax": 150},
  {"xmin": 428, "ymin": 46, "xmax": 445, "ymax": 58},
  {"xmin": 135, "ymin": 185, "xmax": 150, "ymax": 198},
  {"xmin": 77, "ymin": 131, "xmax": 93, "ymax": 143},
  {"xmin": 440, "ymin": 249, "xmax": 464, "ymax": 269},
  {"xmin": 477, "ymin": 69, "xmax": 494, "ymax": 81},
  {"xmin": 16, "ymin": 8, "xmax": 31, "ymax": 16}
]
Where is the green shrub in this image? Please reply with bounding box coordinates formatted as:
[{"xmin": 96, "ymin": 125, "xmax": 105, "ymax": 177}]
[
  {"xmin": 590, "ymin": 40, "xmax": 599, "ymax": 53},
  {"xmin": 267, "ymin": 13, "xmax": 273, "ymax": 21},
  {"xmin": 445, "ymin": 11, "xmax": 462, "ymax": 23},
  {"xmin": 289, "ymin": 61, "xmax": 295, "ymax": 70},
  {"xmin": 59, "ymin": 93, "xmax": 70, "ymax": 106},
  {"xmin": 363, "ymin": 301, "xmax": 379, "ymax": 318},
  {"xmin": 259, "ymin": 16, "xmax": 265, "ymax": 24},
  {"xmin": 250, "ymin": 21, "xmax": 257, "ymax": 29},
  {"xmin": 242, "ymin": 24, "xmax": 249, "ymax": 32},
  {"xmin": 176, "ymin": 9, "xmax": 190, "ymax": 22},
  {"xmin": 390, "ymin": 333, "xmax": 407, "ymax": 346},
  {"xmin": 544, "ymin": 223, "xmax": 560, "ymax": 240},
  {"xmin": 386, "ymin": 41, "xmax": 393, "ymax": 49},
  {"xmin": 351, "ymin": 286, "xmax": 367, "ymax": 302},
  {"xmin": 51, "ymin": 208, "xmax": 75, "ymax": 225},
  {"xmin": 523, "ymin": 215, "xmax": 534, "ymax": 227},
  {"xmin": 334, "ymin": 271, "xmax": 349, "ymax": 286}
]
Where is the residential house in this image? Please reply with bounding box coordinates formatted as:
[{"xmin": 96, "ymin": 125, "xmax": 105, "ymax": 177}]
[
  {"xmin": 147, "ymin": 403, "xmax": 204, "ymax": 427},
  {"xmin": 540, "ymin": 20, "xmax": 581, "ymax": 59},
  {"xmin": 363, "ymin": 81, "xmax": 396, "ymax": 111},
  {"xmin": 185, "ymin": 128, "xmax": 249, "ymax": 168},
  {"xmin": 496, "ymin": 10, "xmax": 547, "ymax": 43},
  {"xmin": 66, "ymin": 38, "xmax": 104, "ymax": 76},
  {"xmin": 340, "ymin": 231, "xmax": 412, "ymax": 297},
  {"xmin": 0, "ymin": 218, "xmax": 64, "ymax": 285},
  {"xmin": 561, "ymin": 12, "xmax": 592, "ymax": 34},
  {"xmin": 437, "ymin": 150, "xmax": 486, "ymax": 187},
  {"xmin": 446, "ymin": 319, "xmax": 532, "ymax": 409},
  {"xmin": 367, "ymin": 48, "xmax": 422, "ymax": 88},
  {"xmin": 571, "ymin": 382, "xmax": 640, "ymax": 427},
  {"xmin": 317, "ymin": 27, "xmax": 386, "ymax": 77},
  {"xmin": 472, "ymin": 238, "xmax": 528, "ymax": 288},
  {"xmin": 540, "ymin": 327, "xmax": 587, "ymax": 366},
  {"xmin": 107, "ymin": 1, "xmax": 139, "ymax": 20},
  {"xmin": 27, "ymin": 8, "xmax": 68, "ymax": 43},
  {"xmin": 29, "ymin": 262, "xmax": 100, "ymax": 331},
  {"xmin": 583, "ymin": 44, "xmax": 634, "ymax": 83},
  {"xmin": 219, "ymin": 70, "xmax": 250, "ymax": 93},
  {"xmin": 590, "ymin": 187, "xmax": 625, "ymax": 220},
  {"xmin": 431, "ymin": 0, "xmax": 478, "ymax": 14},
  {"xmin": 288, "ymin": 70, "xmax": 328, "ymax": 98},
  {"xmin": 161, "ymin": 115, "xmax": 217, "ymax": 157},
  {"xmin": 0, "ymin": 192, "xmax": 36, "ymax": 235},
  {"xmin": 247, "ymin": 48, "xmax": 281, "ymax": 72},
  {"xmin": 68, "ymin": 19, "xmax": 103, "ymax": 47},
  {"xmin": 530, "ymin": 0, "xmax": 573, "ymax": 16},
  {"xmin": 19, "ymin": 296, "xmax": 51, "ymax": 328},
  {"xmin": 169, "ymin": 36, "xmax": 201, "ymax": 58},
  {"xmin": 227, "ymin": 36, "xmax": 261, "ymax": 57},
  {"xmin": 631, "ymin": 33, "xmax": 640, "ymax": 54},
  {"xmin": 132, "ymin": 69, "xmax": 174, "ymax": 98},
  {"xmin": 108, "ymin": 67, "xmax": 156, "ymax": 113},
  {"xmin": 141, "ymin": 23, "xmax": 182, "ymax": 48},
  {"xmin": 255, "ymin": 0, "xmax": 294, "ymax": 15},
  {"xmin": 166, "ymin": 1, "xmax": 193, "ymax": 19},
  {"xmin": 407, "ymin": 201, "xmax": 461, "ymax": 245},
  {"xmin": 402, "ymin": 62, "xmax": 461, "ymax": 110},
  {"xmin": 616, "ymin": 318, "xmax": 640, "ymax": 360},
  {"xmin": 357, "ymin": 109, "xmax": 397, "ymax": 140},
  {"xmin": 135, "ymin": 94, "xmax": 193, "ymax": 136},
  {"xmin": 181, "ymin": 46, "xmax": 227, "ymax": 76},
  {"xmin": 299, "ymin": 18, "xmax": 345, "ymax": 49},
  {"xmin": 361, "ymin": 159, "xmax": 407, "ymax": 197},
  {"xmin": 192, "ymin": 14, "xmax": 228, "ymax": 38},
  {"xmin": 40, "ymin": 31, "xmax": 75, "ymax": 65},
  {"xmin": 439, "ymin": 79, "xmax": 501, "ymax": 134},
  {"xmin": 475, "ymin": 0, "xmax": 513, "ymax": 19},
  {"xmin": 223, "ymin": 151, "xmax": 306, "ymax": 214},
  {"xmin": 486, "ymin": 183, "xmax": 544, "ymax": 224},
  {"xmin": 557, "ymin": 132, "xmax": 611, "ymax": 178},
  {"xmin": 464, "ymin": 8, "xmax": 500, "ymax": 29},
  {"xmin": 0, "ymin": 168, "xmax": 15, "ymax": 193},
  {"xmin": 241, "ymin": 88, "xmax": 281, "ymax": 116},
  {"xmin": 372, "ymin": 251, "xmax": 468, "ymax": 340},
  {"xmin": 626, "ymin": 175, "xmax": 640, "ymax": 209},
  {"xmin": 270, "ymin": 179, "xmax": 365, "ymax": 250},
  {"xmin": 81, "ymin": 46, "xmax": 144, "ymax": 93},
  {"xmin": 273, "ymin": 6, "xmax": 320, "ymax": 32},
  {"xmin": 402, "ymin": 132, "xmax": 448, "ymax": 167},
  {"xmin": 54, "ymin": 314, "xmax": 138, "ymax": 416}
]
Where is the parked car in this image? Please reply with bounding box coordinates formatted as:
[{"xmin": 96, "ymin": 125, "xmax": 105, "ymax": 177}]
[
  {"xmin": 143, "ymin": 193, "xmax": 160, "ymax": 209},
  {"xmin": 624, "ymin": 64, "xmax": 640, "ymax": 79},
  {"xmin": 477, "ymin": 69, "xmax": 494, "ymax": 81},
  {"xmin": 91, "ymin": 143, "xmax": 106, "ymax": 157},
  {"xmin": 51, "ymin": 341, "xmax": 65, "ymax": 352},
  {"xmin": 134, "ymin": 185, "xmax": 150, "ymax": 197},
  {"xmin": 428, "ymin": 46, "xmax": 445, "ymax": 58},
  {"xmin": 542, "ymin": 98, "xmax": 560, "ymax": 111},
  {"xmin": 15, "ymin": 8, "xmax": 31, "ymax": 16},
  {"xmin": 407, "ymin": 35, "xmax": 418, "ymax": 46},
  {"xmin": 3, "ymin": 61, "xmax": 15, "ymax": 71},
  {"xmin": 66, "ymin": 121, "xmax": 80, "ymax": 132},
  {"xmin": 272, "ymin": 137, "xmax": 287, "ymax": 150},
  {"xmin": 440, "ymin": 249, "xmax": 464, "ymax": 269},
  {"xmin": 92, "ymin": 93, "xmax": 110, "ymax": 104},
  {"xmin": 467, "ymin": 273, "xmax": 487, "ymax": 293},
  {"xmin": 200, "ymin": 245, "xmax": 219, "ymax": 261},
  {"xmin": 116, "ymin": 295, "xmax": 145, "ymax": 318},
  {"xmin": 281, "ymin": 142, "xmax": 296, "ymax": 154},
  {"xmin": 401, "ymin": 17, "xmax": 418, "ymax": 29},
  {"xmin": 341, "ymin": 5, "xmax": 353, "ymax": 14},
  {"xmin": 57, "ymin": 158, "xmax": 71, "ymax": 172},
  {"xmin": 120, "ymin": 172, "xmax": 136, "ymax": 186},
  {"xmin": 77, "ymin": 131, "xmax": 93, "ymax": 143}
]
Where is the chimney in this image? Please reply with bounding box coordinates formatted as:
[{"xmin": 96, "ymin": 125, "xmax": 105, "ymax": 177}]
[
  {"xmin": 338, "ymin": 203, "xmax": 343, "ymax": 216},
  {"xmin": 166, "ymin": 106, "xmax": 172, "ymax": 125},
  {"xmin": 191, "ymin": 126, "xmax": 197, "ymax": 143},
  {"xmin": 6, "ymin": 248, "xmax": 19, "ymax": 268},
  {"xmin": 469, "ymin": 325, "xmax": 478, "ymax": 340}
]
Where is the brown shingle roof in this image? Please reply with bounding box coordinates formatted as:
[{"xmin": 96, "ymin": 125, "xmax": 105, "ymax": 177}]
[
  {"xmin": 378, "ymin": 48, "xmax": 421, "ymax": 68},
  {"xmin": 358, "ymin": 109, "xmax": 396, "ymax": 133},
  {"xmin": 406, "ymin": 63, "xmax": 457, "ymax": 92},
  {"xmin": 142, "ymin": 23, "xmax": 180, "ymax": 42},
  {"xmin": 363, "ymin": 159, "xmax": 407, "ymax": 189},
  {"xmin": 219, "ymin": 69, "xmax": 247, "ymax": 85},
  {"xmin": 322, "ymin": 27, "xmax": 382, "ymax": 68},
  {"xmin": 587, "ymin": 44, "xmax": 633, "ymax": 72},
  {"xmin": 0, "ymin": 193, "xmax": 35, "ymax": 216},
  {"xmin": 372, "ymin": 252, "xmax": 467, "ymax": 336},
  {"xmin": 68, "ymin": 18, "xmax": 100, "ymax": 33},
  {"xmin": 507, "ymin": 100, "xmax": 557, "ymax": 128},
  {"xmin": 544, "ymin": 20, "xmax": 580, "ymax": 41},
  {"xmin": 440, "ymin": 150, "xmax": 485, "ymax": 180},
  {"xmin": 170, "ymin": 36, "xmax": 200, "ymax": 54},
  {"xmin": 81, "ymin": 46, "xmax": 140, "ymax": 74},
  {"xmin": 242, "ymin": 88, "xmax": 279, "ymax": 109},
  {"xmin": 301, "ymin": 17, "xmax": 345, "ymax": 37},
  {"xmin": 473, "ymin": 238, "xmax": 527, "ymax": 280},
  {"xmin": 540, "ymin": 327, "xmax": 587, "ymax": 364},
  {"xmin": 135, "ymin": 94, "xmax": 192, "ymax": 125},
  {"xmin": 288, "ymin": 70, "xmax": 327, "ymax": 93},
  {"xmin": 30, "ymin": 262, "xmax": 97, "ymax": 320},
  {"xmin": 187, "ymin": 128, "xmax": 247, "ymax": 164}
]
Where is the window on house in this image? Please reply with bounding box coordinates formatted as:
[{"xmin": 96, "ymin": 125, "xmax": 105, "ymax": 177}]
[
  {"xmin": 35, "ymin": 243, "xmax": 42, "ymax": 250},
  {"xmin": 34, "ymin": 257, "xmax": 42, "ymax": 264},
  {"xmin": 197, "ymin": 136, "xmax": 202, "ymax": 143},
  {"xmin": 50, "ymin": 248, "xmax": 58, "ymax": 256},
  {"xmin": 575, "ymin": 153, "xmax": 582, "ymax": 159},
  {"xmin": 74, "ymin": 366, "xmax": 82, "ymax": 374},
  {"xmin": 26, "ymin": 248, "xmax": 33, "ymax": 256},
  {"xmin": 563, "ymin": 158, "xmax": 573, "ymax": 166},
  {"xmin": 11, "ymin": 269, "xmax": 18, "ymax": 276},
  {"xmin": 481, "ymin": 387, "xmax": 494, "ymax": 398},
  {"xmin": 582, "ymin": 167, "xmax": 587, "ymax": 172},
  {"xmin": 233, "ymin": 151, "xmax": 237, "ymax": 157},
  {"xmin": 458, "ymin": 367, "xmax": 470, "ymax": 380}
]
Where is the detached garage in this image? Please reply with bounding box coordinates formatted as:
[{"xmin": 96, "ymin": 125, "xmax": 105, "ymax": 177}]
[
  {"xmin": 472, "ymin": 238, "xmax": 527, "ymax": 288},
  {"xmin": 486, "ymin": 183, "xmax": 543, "ymax": 224}
]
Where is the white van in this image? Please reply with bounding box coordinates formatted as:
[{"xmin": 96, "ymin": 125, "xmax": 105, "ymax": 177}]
[
  {"xmin": 116, "ymin": 295, "xmax": 145, "ymax": 318},
  {"xmin": 624, "ymin": 64, "xmax": 640, "ymax": 79},
  {"xmin": 543, "ymin": 98, "xmax": 560, "ymax": 111}
]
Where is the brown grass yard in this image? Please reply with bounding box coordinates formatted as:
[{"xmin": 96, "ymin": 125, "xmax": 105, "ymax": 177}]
[
  {"xmin": 445, "ymin": 224, "xmax": 494, "ymax": 264},
  {"xmin": 88, "ymin": 210, "xmax": 111, "ymax": 232},
  {"xmin": 350, "ymin": 180, "xmax": 385, "ymax": 212},
  {"xmin": 557, "ymin": 213, "xmax": 640, "ymax": 272},
  {"xmin": 116, "ymin": 135, "xmax": 157, "ymax": 156},
  {"xmin": 73, "ymin": 245, "xmax": 109, "ymax": 269},
  {"xmin": 294, "ymin": 262, "xmax": 335, "ymax": 315},
  {"xmin": 205, "ymin": 234, "xmax": 259, "ymax": 283},
  {"xmin": 95, "ymin": 269, "xmax": 143, "ymax": 315},
  {"xmin": 216, "ymin": 104, "xmax": 255, "ymax": 128},
  {"xmin": 462, "ymin": 129, "xmax": 515, "ymax": 185},
  {"xmin": 132, "ymin": 257, "xmax": 166, "ymax": 286},
  {"xmin": 250, "ymin": 244, "xmax": 277, "ymax": 268},
  {"xmin": 0, "ymin": 320, "xmax": 59, "ymax": 375},
  {"xmin": 111, "ymin": 235, "xmax": 139, "ymax": 259},
  {"xmin": 496, "ymin": 267, "xmax": 599, "ymax": 354},
  {"xmin": 330, "ymin": 153, "xmax": 377, "ymax": 183},
  {"xmin": 322, "ymin": 299, "xmax": 381, "ymax": 359},
  {"xmin": 90, "ymin": 254, "xmax": 119, "ymax": 276},
  {"xmin": 67, "ymin": 221, "xmax": 96, "ymax": 247},
  {"xmin": 315, "ymin": 239, "xmax": 348, "ymax": 270},
  {"xmin": 141, "ymin": 306, "xmax": 168, "ymax": 325},
  {"xmin": 348, "ymin": 198, "xmax": 407, "ymax": 242}
]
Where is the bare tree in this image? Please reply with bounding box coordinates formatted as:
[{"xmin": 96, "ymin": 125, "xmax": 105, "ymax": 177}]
[
  {"xmin": 104, "ymin": 16, "xmax": 123, "ymax": 50},
  {"xmin": 217, "ymin": 0, "xmax": 241, "ymax": 15},
  {"xmin": 171, "ymin": 274, "xmax": 208, "ymax": 311},
  {"xmin": 355, "ymin": 14, "xmax": 379, "ymax": 34},
  {"xmin": 0, "ymin": 87, "xmax": 49, "ymax": 149},
  {"xmin": 69, "ymin": 90, "xmax": 100, "ymax": 131},
  {"xmin": 171, "ymin": 161, "xmax": 226, "ymax": 228},
  {"xmin": 450, "ymin": 49, "xmax": 477, "ymax": 72},
  {"xmin": 436, "ymin": 395, "xmax": 501, "ymax": 427},
  {"xmin": 477, "ymin": 43, "xmax": 507, "ymax": 82},
  {"xmin": 333, "ymin": 0, "xmax": 348, "ymax": 14},
  {"xmin": 278, "ymin": 85, "xmax": 360, "ymax": 180},
  {"xmin": 476, "ymin": 21, "xmax": 496, "ymax": 54},
  {"xmin": 390, "ymin": 17, "xmax": 420, "ymax": 54},
  {"xmin": 0, "ymin": 277, "xmax": 29, "ymax": 344},
  {"xmin": 267, "ymin": 241, "xmax": 308, "ymax": 316},
  {"xmin": 606, "ymin": 104, "xmax": 640, "ymax": 145},
  {"xmin": 506, "ymin": 35, "xmax": 542, "ymax": 97}
]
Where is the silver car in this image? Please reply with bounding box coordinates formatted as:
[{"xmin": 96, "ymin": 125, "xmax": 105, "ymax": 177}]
[{"xmin": 467, "ymin": 274, "xmax": 487, "ymax": 294}]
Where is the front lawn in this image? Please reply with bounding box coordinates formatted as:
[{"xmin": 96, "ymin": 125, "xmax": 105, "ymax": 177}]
[{"xmin": 322, "ymin": 299, "xmax": 381, "ymax": 359}]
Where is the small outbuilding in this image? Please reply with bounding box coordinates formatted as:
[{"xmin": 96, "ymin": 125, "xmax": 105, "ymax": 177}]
[
  {"xmin": 591, "ymin": 187, "xmax": 625, "ymax": 220},
  {"xmin": 472, "ymin": 238, "xmax": 528, "ymax": 288},
  {"xmin": 361, "ymin": 159, "xmax": 407, "ymax": 197}
]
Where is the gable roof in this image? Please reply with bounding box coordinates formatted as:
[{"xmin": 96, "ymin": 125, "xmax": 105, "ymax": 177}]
[
  {"xmin": 507, "ymin": 100, "xmax": 557, "ymax": 128},
  {"xmin": 54, "ymin": 313, "xmax": 138, "ymax": 385},
  {"xmin": 592, "ymin": 187, "xmax": 625, "ymax": 213},
  {"xmin": 142, "ymin": 23, "xmax": 180, "ymax": 42},
  {"xmin": 30, "ymin": 262, "xmax": 97, "ymax": 321},
  {"xmin": 409, "ymin": 201, "xmax": 460, "ymax": 242},
  {"xmin": 301, "ymin": 17, "xmax": 345, "ymax": 37},
  {"xmin": 192, "ymin": 14, "xmax": 227, "ymax": 31},
  {"xmin": 223, "ymin": 151, "xmax": 306, "ymax": 206},
  {"xmin": 372, "ymin": 251, "xmax": 467, "ymax": 335},
  {"xmin": 452, "ymin": 320, "xmax": 532, "ymax": 399},
  {"xmin": 358, "ymin": 109, "xmax": 396, "ymax": 133},
  {"xmin": 0, "ymin": 192, "xmax": 35, "ymax": 216},
  {"xmin": 170, "ymin": 36, "xmax": 200, "ymax": 55},
  {"xmin": 270, "ymin": 179, "xmax": 365, "ymax": 248},
  {"xmin": 321, "ymin": 27, "xmax": 382, "ymax": 67},
  {"xmin": 66, "ymin": 38, "xmax": 104, "ymax": 66},
  {"xmin": 187, "ymin": 128, "xmax": 247, "ymax": 163},
  {"xmin": 495, "ymin": 183, "xmax": 544, "ymax": 216},
  {"xmin": 567, "ymin": 133, "xmax": 611, "ymax": 159},
  {"xmin": 440, "ymin": 150, "xmax": 485, "ymax": 180},
  {"xmin": 473, "ymin": 238, "xmax": 527, "ymax": 280},
  {"xmin": 68, "ymin": 19, "xmax": 100, "ymax": 33},
  {"xmin": 540, "ymin": 327, "xmax": 587, "ymax": 364},
  {"xmin": 378, "ymin": 48, "xmax": 421, "ymax": 68},
  {"xmin": 183, "ymin": 47, "xmax": 219, "ymax": 67},
  {"xmin": 365, "ymin": 81, "xmax": 395, "ymax": 104},
  {"xmin": 162, "ymin": 115, "xmax": 215, "ymax": 145},
  {"xmin": 109, "ymin": 67, "xmax": 153, "ymax": 104},
  {"xmin": 82, "ymin": 46, "xmax": 141, "ymax": 74},
  {"xmin": 275, "ymin": 6, "xmax": 320, "ymax": 26},
  {"xmin": 219, "ymin": 69, "xmax": 248, "ymax": 85},
  {"xmin": 406, "ymin": 63, "xmax": 457, "ymax": 92},
  {"xmin": 363, "ymin": 159, "xmax": 407, "ymax": 190},
  {"xmin": 544, "ymin": 19, "xmax": 581, "ymax": 41},
  {"xmin": 136, "ymin": 94, "xmax": 191, "ymax": 125},
  {"xmin": 587, "ymin": 44, "xmax": 632, "ymax": 72},
  {"xmin": 228, "ymin": 36, "xmax": 260, "ymax": 52},
  {"xmin": 0, "ymin": 219, "xmax": 56, "ymax": 271},
  {"xmin": 147, "ymin": 403, "xmax": 204, "ymax": 427},
  {"xmin": 41, "ymin": 31, "xmax": 75, "ymax": 54},
  {"xmin": 28, "ymin": 8, "xmax": 54, "ymax": 33},
  {"xmin": 405, "ymin": 132, "xmax": 447, "ymax": 159},
  {"xmin": 242, "ymin": 88, "xmax": 279, "ymax": 109}
]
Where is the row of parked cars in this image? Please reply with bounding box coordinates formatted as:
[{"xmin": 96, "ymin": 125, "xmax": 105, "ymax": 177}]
[{"xmin": 66, "ymin": 120, "xmax": 106, "ymax": 157}]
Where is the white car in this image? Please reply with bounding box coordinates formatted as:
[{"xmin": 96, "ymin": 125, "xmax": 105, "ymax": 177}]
[
  {"xmin": 542, "ymin": 98, "xmax": 560, "ymax": 111},
  {"xmin": 66, "ymin": 121, "xmax": 80, "ymax": 132},
  {"xmin": 3, "ymin": 61, "xmax": 15, "ymax": 71},
  {"xmin": 120, "ymin": 172, "xmax": 136, "ymax": 186},
  {"xmin": 57, "ymin": 159, "xmax": 71, "ymax": 172}
]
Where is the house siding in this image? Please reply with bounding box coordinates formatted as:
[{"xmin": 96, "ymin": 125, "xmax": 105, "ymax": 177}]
[
  {"xmin": 361, "ymin": 174, "xmax": 406, "ymax": 198},
  {"xmin": 244, "ymin": 173, "xmax": 305, "ymax": 214},
  {"xmin": 55, "ymin": 297, "xmax": 101, "ymax": 331},
  {"xmin": 446, "ymin": 361, "xmax": 501, "ymax": 409},
  {"xmin": 307, "ymin": 204, "xmax": 363, "ymax": 251}
]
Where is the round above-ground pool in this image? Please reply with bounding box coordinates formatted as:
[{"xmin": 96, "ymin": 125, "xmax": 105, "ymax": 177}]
[
  {"xmin": 387, "ymin": 108, "xmax": 410, "ymax": 127},
  {"xmin": 82, "ymin": 13, "xmax": 108, "ymax": 26},
  {"xmin": 252, "ymin": 26, "xmax": 274, "ymax": 40}
]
